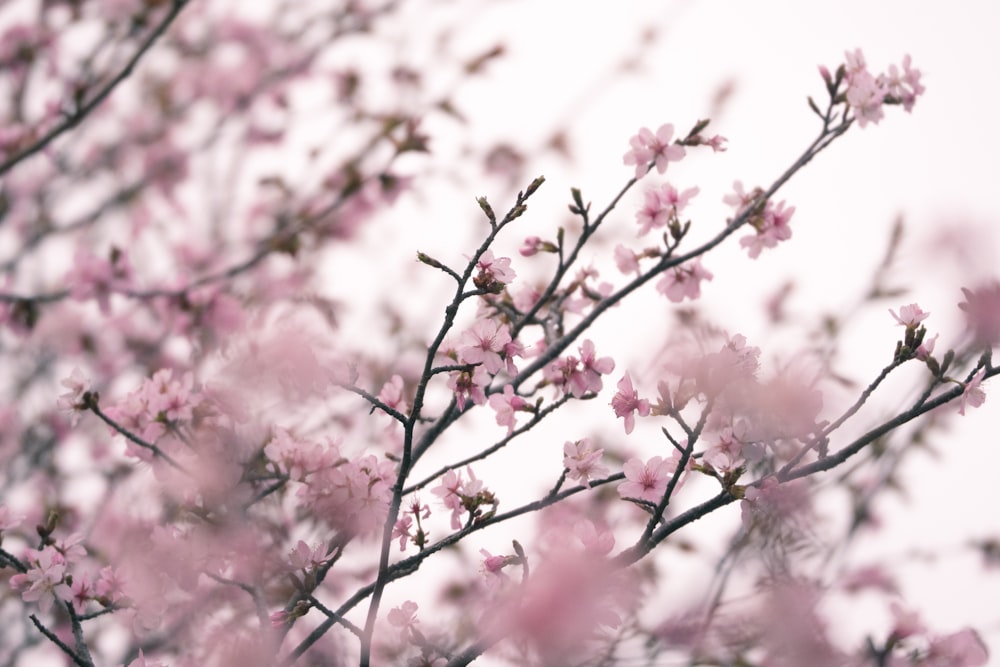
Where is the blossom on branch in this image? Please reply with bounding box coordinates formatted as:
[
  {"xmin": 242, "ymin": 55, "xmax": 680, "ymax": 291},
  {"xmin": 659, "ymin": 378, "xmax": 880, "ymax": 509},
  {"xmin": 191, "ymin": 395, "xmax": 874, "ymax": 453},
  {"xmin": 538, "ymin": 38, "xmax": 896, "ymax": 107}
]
[
  {"xmin": 544, "ymin": 339, "xmax": 615, "ymax": 398},
  {"xmin": 562, "ymin": 438, "xmax": 608, "ymax": 486},
  {"xmin": 622, "ymin": 123, "xmax": 686, "ymax": 178},
  {"xmin": 635, "ymin": 182, "xmax": 699, "ymax": 236},
  {"xmin": 459, "ymin": 319, "xmax": 513, "ymax": 374},
  {"xmin": 8, "ymin": 546, "xmax": 73, "ymax": 613},
  {"xmin": 56, "ymin": 366, "xmax": 91, "ymax": 426},
  {"xmin": 656, "ymin": 259, "xmax": 713, "ymax": 302},
  {"xmin": 488, "ymin": 383, "xmax": 527, "ymax": 435},
  {"xmin": 889, "ymin": 302, "xmax": 929, "ymax": 328},
  {"xmin": 739, "ymin": 199, "xmax": 794, "ymax": 259},
  {"xmin": 959, "ymin": 368, "xmax": 987, "ymax": 416},
  {"xmin": 610, "ymin": 372, "xmax": 650, "ymax": 434},
  {"xmin": 618, "ymin": 455, "xmax": 672, "ymax": 503}
]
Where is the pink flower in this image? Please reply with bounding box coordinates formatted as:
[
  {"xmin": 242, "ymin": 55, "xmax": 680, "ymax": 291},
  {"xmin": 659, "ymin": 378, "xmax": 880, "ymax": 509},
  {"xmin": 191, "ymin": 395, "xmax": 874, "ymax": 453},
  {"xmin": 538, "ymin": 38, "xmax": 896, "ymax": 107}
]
[
  {"xmin": 889, "ymin": 303, "xmax": 929, "ymax": 327},
  {"xmin": 723, "ymin": 180, "xmax": 757, "ymax": 215},
  {"xmin": 926, "ymin": 628, "xmax": 989, "ymax": 667},
  {"xmin": 479, "ymin": 548, "xmax": 512, "ymax": 593},
  {"xmin": 614, "ymin": 244, "xmax": 640, "ymax": 275},
  {"xmin": 288, "ymin": 540, "xmax": 333, "ymax": 570},
  {"xmin": 144, "ymin": 368, "xmax": 199, "ymax": 422},
  {"xmin": 622, "ymin": 123, "xmax": 687, "ymax": 178},
  {"xmin": 543, "ymin": 340, "xmax": 614, "ymax": 398},
  {"xmin": 740, "ymin": 478, "xmax": 811, "ymax": 530},
  {"xmin": 880, "ymin": 54, "xmax": 925, "ymax": 113},
  {"xmin": 459, "ymin": 319, "xmax": 512, "ymax": 375},
  {"xmin": 94, "ymin": 566, "xmax": 125, "ymax": 605},
  {"xmin": 703, "ymin": 424, "xmax": 746, "ymax": 473},
  {"xmin": 575, "ymin": 339, "xmax": 615, "ymax": 395},
  {"xmin": 959, "ymin": 368, "xmax": 986, "ymax": 416},
  {"xmin": 575, "ymin": 520, "xmax": 615, "ymax": 555},
  {"xmin": 69, "ymin": 574, "xmax": 92, "ymax": 614},
  {"xmin": 703, "ymin": 134, "xmax": 727, "ymax": 152},
  {"xmin": 959, "ymin": 282, "xmax": 1000, "ymax": 346},
  {"xmin": 378, "ymin": 374, "xmax": 406, "ymax": 411},
  {"xmin": 488, "ymin": 383, "xmax": 527, "ymax": 435},
  {"xmin": 432, "ymin": 467, "xmax": 489, "ymax": 530},
  {"xmin": 610, "ymin": 372, "xmax": 650, "ymax": 434},
  {"xmin": 916, "ymin": 332, "xmax": 939, "ymax": 361},
  {"xmin": 474, "ymin": 250, "xmax": 516, "ymax": 288},
  {"xmin": 656, "ymin": 259, "xmax": 713, "ymax": 303},
  {"xmin": 269, "ymin": 610, "xmax": 292, "ymax": 628},
  {"xmin": 56, "ymin": 367, "xmax": 91, "ymax": 426},
  {"xmin": 480, "ymin": 548, "xmax": 508, "ymax": 575},
  {"xmin": 447, "ymin": 365, "xmax": 490, "ymax": 410},
  {"xmin": 387, "ymin": 600, "xmax": 420, "ymax": 630},
  {"xmin": 520, "ymin": 236, "xmax": 543, "ymax": 256},
  {"xmin": 846, "ymin": 69, "xmax": 885, "ymax": 128},
  {"xmin": 54, "ymin": 533, "xmax": 87, "ymax": 563},
  {"xmin": 842, "ymin": 50, "xmax": 922, "ymax": 126},
  {"xmin": 635, "ymin": 183, "xmax": 699, "ymax": 236},
  {"xmin": 562, "ymin": 439, "xmax": 608, "ymax": 486},
  {"xmin": 635, "ymin": 189, "xmax": 672, "ymax": 235},
  {"xmin": 618, "ymin": 456, "xmax": 672, "ymax": 503},
  {"xmin": 8, "ymin": 546, "xmax": 73, "ymax": 613},
  {"xmin": 432, "ymin": 469, "xmax": 464, "ymax": 529},
  {"xmin": 739, "ymin": 200, "xmax": 794, "ymax": 258}
]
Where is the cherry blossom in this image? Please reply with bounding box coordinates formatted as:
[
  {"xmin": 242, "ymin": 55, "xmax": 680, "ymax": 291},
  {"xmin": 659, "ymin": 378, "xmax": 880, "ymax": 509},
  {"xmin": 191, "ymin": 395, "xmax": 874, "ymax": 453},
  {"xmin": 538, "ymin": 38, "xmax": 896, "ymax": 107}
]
[
  {"xmin": 889, "ymin": 302, "xmax": 930, "ymax": 327},
  {"xmin": 287, "ymin": 540, "xmax": 333, "ymax": 571},
  {"xmin": 635, "ymin": 183, "xmax": 699, "ymax": 236},
  {"xmin": 544, "ymin": 339, "xmax": 614, "ymax": 398},
  {"xmin": 431, "ymin": 467, "xmax": 492, "ymax": 530},
  {"xmin": 562, "ymin": 439, "xmax": 608, "ymax": 486},
  {"xmin": 926, "ymin": 628, "xmax": 989, "ymax": 667},
  {"xmin": 519, "ymin": 235, "xmax": 543, "ymax": 256},
  {"xmin": 488, "ymin": 383, "xmax": 527, "ymax": 435},
  {"xmin": 447, "ymin": 364, "xmax": 490, "ymax": 409},
  {"xmin": 959, "ymin": 368, "xmax": 987, "ymax": 416},
  {"xmin": 613, "ymin": 243, "xmax": 641, "ymax": 275},
  {"xmin": 723, "ymin": 179, "xmax": 759, "ymax": 215},
  {"xmin": 474, "ymin": 250, "xmax": 516, "ymax": 290},
  {"xmin": 8, "ymin": 547, "xmax": 73, "ymax": 613},
  {"xmin": 56, "ymin": 367, "xmax": 91, "ymax": 426},
  {"xmin": 387, "ymin": 600, "xmax": 420, "ymax": 631},
  {"xmin": 656, "ymin": 259, "xmax": 713, "ymax": 302},
  {"xmin": 703, "ymin": 423, "xmax": 747, "ymax": 473},
  {"xmin": 575, "ymin": 520, "xmax": 615, "ymax": 556},
  {"xmin": 622, "ymin": 123, "xmax": 686, "ymax": 178},
  {"xmin": 618, "ymin": 455, "xmax": 672, "ymax": 503},
  {"xmin": 739, "ymin": 199, "xmax": 795, "ymax": 258},
  {"xmin": 459, "ymin": 319, "xmax": 513, "ymax": 374},
  {"xmin": 610, "ymin": 372, "xmax": 651, "ymax": 434},
  {"xmin": 378, "ymin": 374, "xmax": 406, "ymax": 413},
  {"xmin": 881, "ymin": 54, "xmax": 925, "ymax": 112}
]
